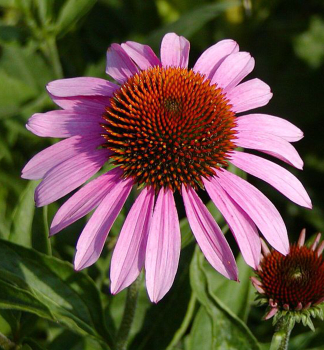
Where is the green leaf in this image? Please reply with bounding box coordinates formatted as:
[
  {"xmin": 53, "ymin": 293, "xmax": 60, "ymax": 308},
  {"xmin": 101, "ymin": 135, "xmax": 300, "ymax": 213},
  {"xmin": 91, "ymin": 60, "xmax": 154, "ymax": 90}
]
[
  {"xmin": 9, "ymin": 181, "xmax": 39, "ymax": 248},
  {"xmin": 55, "ymin": 0, "xmax": 97, "ymax": 38},
  {"xmin": 190, "ymin": 247, "xmax": 260, "ymax": 350},
  {"xmin": 0, "ymin": 25, "xmax": 22, "ymax": 43},
  {"xmin": 294, "ymin": 16, "xmax": 324, "ymax": 69},
  {"xmin": 49, "ymin": 330, "xmax": 107, "ymax": 350},
  {"xmin": 0, "ymin": 69, "xmax": 36, "ymax": 119},
  {"xmin": 0, "ymin": 45, "xmax": 53, "ymax": 94},
  {"xmin": 0, "ymin": 0, "xmax": 15, "ymax": 6},
  {"xmin": 204, "ymin": 254, "xmax": 255, "ymax": 322},
  {"xmin": 146, "ymin": 1, "xmax": 239, "ymax": 50},
  {"xmin": 33, "ymin": 0, "xmax": 55, "ymax": 26},
  {"xmin": 0, "ymin": 44, "xmax": 54, "ymax": 119},
  {"xmin": 187, "ymin": 306, "xmax": 213, "ymax": 350},
  {"xmin": 0, "ymin": 240, "xmax": 112, "ymax": 347}
]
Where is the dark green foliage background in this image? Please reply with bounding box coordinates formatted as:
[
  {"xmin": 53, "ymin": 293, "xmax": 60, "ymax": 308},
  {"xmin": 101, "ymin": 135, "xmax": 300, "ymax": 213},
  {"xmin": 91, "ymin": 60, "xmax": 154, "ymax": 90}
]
[{"xmin": 0, "ymin": 0, "xmax": 324, "ymax": 349}]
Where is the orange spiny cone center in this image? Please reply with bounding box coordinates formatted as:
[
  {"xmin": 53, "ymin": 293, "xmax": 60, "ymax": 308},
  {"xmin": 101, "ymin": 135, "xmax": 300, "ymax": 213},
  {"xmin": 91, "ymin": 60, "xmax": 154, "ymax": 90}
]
[{"xmin": 102, "ymin": 66, "xmax": 236, "ymax": 192}]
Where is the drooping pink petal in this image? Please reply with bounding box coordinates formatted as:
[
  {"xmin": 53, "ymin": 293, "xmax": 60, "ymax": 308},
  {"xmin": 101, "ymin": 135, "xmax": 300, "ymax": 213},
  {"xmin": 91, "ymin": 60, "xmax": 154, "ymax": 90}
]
[
  {"xmin": 211, "ymin": 52, "xmax": 255, "ymax": 91},
  {"xmin": 74, "ymin": 177, "xmax": 133, "ymax": 270},
  {"xmin": 35, "ymin": 148, "xmax": 110, "ymax": 207},
  {"xmin": 145, "ymin": 189, "xmax": 181, "ymax": 303},
  {"xmin": 182, "ymin": 185, "xmax": 238, "ymax": 280},
  {"xmin": 47, "ymin": 77, "xmax": 118, "ymax": 97},
  {"xmin": 160, "ymin": 33, "xmax": 190, "ymax": 69},
  {"xmin": 235, "ymin": 130, "xmax": 304, "ymax": 169},
  {"xmin": 230, "ymin": 151, "xmax": 312, "ymax": 208},
  {"xmin": 49, "ymin": 94, "xmax": 111, "ymax": 112},
  {"xmin": 203, "ymin": 178, "xmax": 261, "ymax": 269},
  {"xmin": 50, "ymin": 167, "xmax": 124, "ymax": 235},
  {"xmin": 193, "ymin": 39, "xmax": 239, "ymax": 80},
  {"xmin": 121, "ymin": 41, "xmax": 161, "ymax": 70},
  {"xmin": 27, "ymin": 110, "xmax": 103, "ymax": 138},
  {"xmin": 106, "ymin": 44, "xmax": 139, "ymax": 84},
  {"xmin": 214, "ymin": 169, "xmax": 289, "ymax": 255},
  {"xmin": 21, "ymin": 135, "xmax": 103, "ymax": 180},
  {"xmin": 226, "ymin": 78, "xmax": 272, "ymax": 113},
  {"xmin": 236, "ymin": 114, "xmax": 304, "ymax": 142},
  {"xmin": 110, "ymin": 187, "xmax": 155, "ymax": 294}
]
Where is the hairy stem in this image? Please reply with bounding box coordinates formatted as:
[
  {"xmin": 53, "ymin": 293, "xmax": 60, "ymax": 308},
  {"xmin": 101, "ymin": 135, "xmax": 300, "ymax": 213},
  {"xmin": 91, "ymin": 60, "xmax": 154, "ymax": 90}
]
[
  {"xmin": 270, "ymin": 317, "xmax": 295, "ymax": 350},
  {"xmin": 115, "ymin": 276, "xmax": 141, "ymax": 350}
]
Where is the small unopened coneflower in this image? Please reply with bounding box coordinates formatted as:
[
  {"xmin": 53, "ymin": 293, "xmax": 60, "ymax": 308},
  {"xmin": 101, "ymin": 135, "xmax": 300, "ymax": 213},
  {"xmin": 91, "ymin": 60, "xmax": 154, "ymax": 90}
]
[{"xmin": 251, "ymin": 229, "xmax": 324, "ymax": 331}]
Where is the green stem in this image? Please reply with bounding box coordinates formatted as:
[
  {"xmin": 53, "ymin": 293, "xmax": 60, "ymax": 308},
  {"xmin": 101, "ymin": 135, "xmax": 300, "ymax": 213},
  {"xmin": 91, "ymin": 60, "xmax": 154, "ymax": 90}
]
[
  {"xmin": 43, "ymin": 206, "xmax": 52, "ymax": 256},
  {"xmin": 0, "ymin": 332, "xmax": 15, "ymax": 350},
  {"xmin": 270, "ymin": 317, "xmax": 295, "ymax": 350},
  {"xmin": 166, "ymin": 292, "xmax": 197, "ymax": 350},
  {"xmin": 115, "ymin": 276, "xmax": 141, "ymax": 350},
  {"xmin": 41, "ymin": 37, "xmax": 64, "ymax": 79}
]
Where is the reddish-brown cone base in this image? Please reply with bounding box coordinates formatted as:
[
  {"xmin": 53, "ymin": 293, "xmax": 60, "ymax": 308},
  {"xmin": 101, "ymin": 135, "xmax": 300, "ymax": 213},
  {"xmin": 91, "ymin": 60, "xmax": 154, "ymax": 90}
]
[
  {"xmin": 257, "ymin": 242, "xmax": 324, "ymax": 310},
  {"xmin": 102, "ymin": 66, "xmax": 236, "ymax": 192}
]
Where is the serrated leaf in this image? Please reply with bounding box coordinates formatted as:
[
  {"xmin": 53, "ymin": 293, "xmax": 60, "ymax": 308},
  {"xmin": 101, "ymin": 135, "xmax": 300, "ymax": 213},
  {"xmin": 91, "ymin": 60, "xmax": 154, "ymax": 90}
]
[
  {"xmin": 190, "ymin": 247, "xmax": 260, "ymax": 350},
  {"xmin": 0, "ymin": 240, "xmax": 112, "ymax": 347},
  {"xmin": 55, "ymin": 0, "xmax": 97, "ymax": 38}
]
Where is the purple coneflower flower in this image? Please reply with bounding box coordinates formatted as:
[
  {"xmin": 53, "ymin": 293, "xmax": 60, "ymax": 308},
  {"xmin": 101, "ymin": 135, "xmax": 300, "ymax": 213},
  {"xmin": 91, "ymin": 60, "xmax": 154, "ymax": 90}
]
[
  {"xmin": 22, "ymin": 33, "xmax": 311, "ymax": 302},
  {"xmin": 251, "ymin": 229, "xmax": 324, "ymax": 328}
]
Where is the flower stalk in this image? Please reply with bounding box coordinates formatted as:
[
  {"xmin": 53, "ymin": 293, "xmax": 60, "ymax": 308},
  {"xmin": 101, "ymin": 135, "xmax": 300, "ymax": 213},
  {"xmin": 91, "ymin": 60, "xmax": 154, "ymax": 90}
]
[
  {"xmin": 115, "ymin": 276, "xmax": 141, "ymax": 350},
  {"xmin": 270, "ymin": 317, "xmax": 295, "ymax": 350}
]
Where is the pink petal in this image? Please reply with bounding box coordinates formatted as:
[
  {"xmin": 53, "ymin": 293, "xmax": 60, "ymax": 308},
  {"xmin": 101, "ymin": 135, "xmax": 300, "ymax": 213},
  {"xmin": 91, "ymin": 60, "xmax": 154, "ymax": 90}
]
[
  {"xmin": 106, "ymin": 44, "xmax": 138, "ymax": 84},
  {"xmin": 47, "ymin": 77, "xmax": 118, "ymax": 97},
  {"xmin": 229, "ymin": 151, "xmax": 311, "ymax": 208},
  {"xmin": 50, "ymin": 167, "xmax": 124, "ymax": 235},
  {"xmin": 49, "ymin": 94, "xmax": 111, "ymax": 112},
  {"xmin": 226, "ymin": 79, "xmax": 272, "ymax": 113},
  {"xmin": 211, "ymin": 52, "xmax": 255, "ymax": 91},
  {"xmin": 182, "ymin": 185, "xmax": 238, "ymax": 280},
  {"xmin": 110, "ymin": 187, "xmax": 155, "ymax": 294},
  {"xmin": 214, "ymin": 169, "xmax": 289, "ymax": 255},
  {"xmin": 145, "ymin": 189, "xmax": 181, "ymax": 303},
  {"xmin": 160, "ymin": 33, "xmax": 190, "ymax": 69},
  {"xmin": 193, "ymin": 39, "xmax": 239, "ymax": 80},
  {"xmin": 35, "ymin": 149, "xmax": 110, "ymax": 207},
  {"xmin": 235, "ymin": 130, "xmax": 303, "ymax": 169},
  {"xmin": 203, "ymin": 178, "xmax": 261, "ymax": 269},
  {"xmin": 236, "ymin": 114, "xmax": 304, "ymax": 142},
  {"xmin": 121, "ymin": 41, "xmax": 161, "ymax": 70},
  {"xmin": 27, "ymin": 110, "xmax": 103, "ymax": 138},
  {"xmin": 21, "ymin": 135, "xmax": 103, "ymax": 180},
  {"xmin": 74, "ymin": 177, "xmax": 133, "ymax": 270}
]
